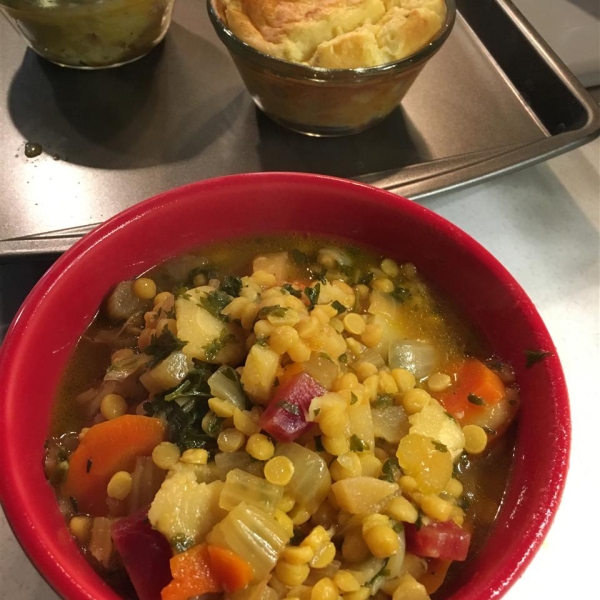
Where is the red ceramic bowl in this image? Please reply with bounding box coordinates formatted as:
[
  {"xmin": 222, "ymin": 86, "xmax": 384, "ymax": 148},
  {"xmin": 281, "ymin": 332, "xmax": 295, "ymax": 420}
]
[{"xmin": 0, "ymin": 173, "xmax": 569, "ymax": 600}]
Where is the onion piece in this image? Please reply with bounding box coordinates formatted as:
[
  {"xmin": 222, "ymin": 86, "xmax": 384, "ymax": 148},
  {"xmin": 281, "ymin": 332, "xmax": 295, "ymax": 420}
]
[
  {"xmin": 208, "ymin": 365, "xmax": 247, "ymax": 409},
  {"xmin": 389, "ymin": 340, "xmax": 438, "ymax": 380}
]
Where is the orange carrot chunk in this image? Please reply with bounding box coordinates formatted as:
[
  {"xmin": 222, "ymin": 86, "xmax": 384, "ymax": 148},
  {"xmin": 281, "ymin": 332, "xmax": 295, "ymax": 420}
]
[
  {"xmin": 207, "ymin": 544, "xmax": 254, "ymax": 592},
  {"xmin": 63, "ymin": 415, "xmax": 166, "ymax": 516},
  {"xmin": 162, "ymin": 544, "xmax": 222, "ymax": 600},
  {"xmin": 437, "ymin": 359, "xmax": 505, "ymax": 422}
]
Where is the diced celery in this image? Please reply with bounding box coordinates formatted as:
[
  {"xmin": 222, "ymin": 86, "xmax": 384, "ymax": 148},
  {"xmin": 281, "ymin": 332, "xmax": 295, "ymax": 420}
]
[
  {"xmin": 275, "ymin": 443, "xmax": 331, "ymax": 514},
  {"xmin": 220, "ymin": 469, "xmax": 283, "ymax": 514},
  {"xmin": 207, "ymin": 503, "xmax": 290, "ymax": 580}
]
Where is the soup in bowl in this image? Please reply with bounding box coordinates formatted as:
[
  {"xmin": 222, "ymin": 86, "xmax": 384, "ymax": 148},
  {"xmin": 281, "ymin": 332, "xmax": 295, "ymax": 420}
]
[{"xmin": 0, "ymin": 173, "xmax": 570, "ymax": 600}]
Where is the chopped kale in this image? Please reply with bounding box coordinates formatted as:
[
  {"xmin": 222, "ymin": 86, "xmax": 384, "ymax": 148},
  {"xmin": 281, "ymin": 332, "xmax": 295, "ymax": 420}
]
[
  {"xmin": 525, "ymin": 349, "xmax": 554, "ymax": 368},
  {"xmin": 380, "ymin": 457, "xmax": 401, "ymax": 483},
  {"xmin": 349, "ymin": 434, "xmax": 370, "ymax": 452},
  {"xmin": 432, "ymin": 441, "xmax": 449, "ymax": 453},
  {"xmin": 350, "ymin": 392, "xmax": 359, "ymax": 405},
  {"xmin": 282, "ymin": 283, "xmax": 302, "ymax": 298},
  {"xmin": 390, "ymin": 286, "xmax": 412, "ymax": 303},
  {"xmin": 204, "ymin": 332, "xmax": 236, "ymax": 361},
  {"xmin": 373, "ymin": 394, "xmax": 394, "ymax": 408},
  {"xmin": 366, "ymin": 558, "xmax": 390, "ymax": 586},
  {"xmin": 331, "ymin": 300, "xmax": 346, "ymax": 315},
  {"xmin": 220, "ymin": 275, "xmax": 243, "ymax": 298},
  {"xmin": 170, "ymin": 534, "xmax": 195, "ymax": 553},
  {"xmin": 143, "ymin": 329, "xmax": 186, "ymax": 367},
  {"xmin": 259, "ymin": 305, "xmax": 288, "ymax": 319},
  {"xmin": 358, "ymin": 271, "xmax": 374, "ymax": 286},
  {"xmin": 144, "ymin": 360, "xmax": 219, "ymax": 451},
  {"xmin": 338, "ymin": 353, "xmax": 348, "ymax": 364},
  {"xmin": 304, "ymin": 283, "xmax": 321, "ymax": 309},
  {"xmin": 200, "ymin": 290, "xmax": 232, "ymax": 320},
  {"xmin": 290, "ymin": 249, "xmax": 310, "ymax": 265}
]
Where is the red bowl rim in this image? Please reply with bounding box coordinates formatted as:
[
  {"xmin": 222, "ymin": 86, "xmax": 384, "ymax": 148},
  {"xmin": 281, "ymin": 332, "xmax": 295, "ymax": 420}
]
[{"xmin": 0, "ymin": 172, "xmax": 570, "ymax": 600}]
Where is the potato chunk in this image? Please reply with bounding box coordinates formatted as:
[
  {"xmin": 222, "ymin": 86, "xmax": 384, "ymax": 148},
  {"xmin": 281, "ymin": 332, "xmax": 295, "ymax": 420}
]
[
  {"xmin": 241, "ymin": 343, "xmax": 281, "ymax": 404},
  {"xmin": 331, "ymin": 476, "xmax": 398, "ymax": 514},
  {"xmin": 176, "ymin": 287, "xmax": 245, "ymax": 365},
  {"xmin": 408, "ymin": 400, "xmax": 465, "ymax": 459}
]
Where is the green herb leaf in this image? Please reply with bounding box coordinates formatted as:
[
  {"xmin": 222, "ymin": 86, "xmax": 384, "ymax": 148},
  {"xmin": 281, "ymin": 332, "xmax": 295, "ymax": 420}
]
[
  {"xmin": 392, "ymin": 520, "xmax": 404, "ymax": 534},
  {"xmin": 143, "ymin": 329, "xmax": 186, "ymax": 367},
  {"xmin": 380, "ymin": 457, "xmax": 400, "ymax": 483},
  {"xmin": 366, "ymin": 558, "xmax": 390, "ymax": 586},
  {"xmin": 144, "ymin": 360, "xmax": 220, "ymax": 451},
  {"xmin": 200, "ymin": 290, "xmax": 232, "ymax": 320},
  {"xmin": 432, "ymin": 440, "xmax": 448, "ymax": 453},
  {"xmin": 170, "ymin": 534, "xmax": 195, "ymax": 554},
  {"xmin": 358, "ymin": 272, "xmax": 374, "ymax": 286},
  {"xmin": 220, "ymin": 276, "xmax": 243, "ymax": 298},
  {"xmin": 259, "ymin": 305, "xmax": 288, "ymax": 319},
  {"xmin": 338, "ymin": 353, "xmax": 348, "ymax": 364},
  {"xmin": 282, "ymin": 283, "xmax": 302, "ymax": 298},
  {"xmin": 313, "ymin": 408, "xmax": 321, "ymax": 417},
  {"xmin": 278, "ymin": 401, "xmax": 301, "ymax": 416},
  {"xmin": 349, "ymin": 434, "xmax": 370, "ymax": 452},
  {"xmin": 331, "ymin": 300, "xmax": 346, "ymax": 315},
  {"xmin": 373, "ymin": 394, "xmax": 394, "ymax": 408},
  {"xmin": 414, "ymin": 512, "xmax": 423, "ymax": 531},
  {"xmin": 525, "ymin": 349, "xmax": 553, "ymax": 368},
  {"xmin": 467, "ymin": 393, "xmax": 485, "ymax": 406},
  {"xmin": 204, "ymin": 332, "xmax": 236, "ymax": 361},
  {"xmin": 290, "ymin": 249, "xmax": 310, "ymax": 265},
  {"xmin": 350, "ymin": 392, "xmax": 358, "ymax": 405},
  {"xmin": 390, "ymin": 287, "xmax": 412, "ymax": 303},
  {"xmin": 319, "ymin": 352, "xmax": 333, "ymax": 362},
  {"xmin": 304, "ymin": 284, "xmax": 321, "ymax": 309}
]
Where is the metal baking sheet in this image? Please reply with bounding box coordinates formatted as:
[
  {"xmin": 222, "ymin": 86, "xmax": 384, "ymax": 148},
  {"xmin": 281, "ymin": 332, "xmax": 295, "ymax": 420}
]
[{"xmin": 0, "ymin": 0, "xmax": 598, "ymax": 257}]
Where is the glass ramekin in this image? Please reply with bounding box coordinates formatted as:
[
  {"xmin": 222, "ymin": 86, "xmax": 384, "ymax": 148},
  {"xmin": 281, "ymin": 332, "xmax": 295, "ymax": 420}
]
[
  {"xmin": 0, "ymin": 0, "xmax": 175, "ymax": 69},
  {"xmin": 208, "ymin": 0, "xmax": 456, "ymax": 137}
]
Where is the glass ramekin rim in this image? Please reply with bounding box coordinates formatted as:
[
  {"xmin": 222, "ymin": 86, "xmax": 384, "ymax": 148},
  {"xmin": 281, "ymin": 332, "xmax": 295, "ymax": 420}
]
[{"xmin": 207, "ymin": 0, "xmax": 457, "ymax": 81}]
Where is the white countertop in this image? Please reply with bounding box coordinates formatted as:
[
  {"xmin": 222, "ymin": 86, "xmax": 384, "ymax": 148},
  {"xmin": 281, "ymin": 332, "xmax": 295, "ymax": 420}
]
[{"xmin": 1, "ymin": 138, "xmax": 599, "ymax": 598}]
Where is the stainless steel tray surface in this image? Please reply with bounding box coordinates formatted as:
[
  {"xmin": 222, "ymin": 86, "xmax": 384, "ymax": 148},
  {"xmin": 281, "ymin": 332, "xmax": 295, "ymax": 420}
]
[{"xmin": 0, "ymin": 0, "xmax": 598, "ymax": 256}]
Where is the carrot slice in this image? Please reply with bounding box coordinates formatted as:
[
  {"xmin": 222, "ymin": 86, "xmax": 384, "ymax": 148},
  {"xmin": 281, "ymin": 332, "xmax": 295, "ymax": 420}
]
[
  {"xmin": 63, "ymin": 415, "xmax": 165, "ymax": 516},
  {"xmin": 162, "ymin": 544, "xmax": 222, "ymax": 600},
  {"xmin": 207, "ymin": 545, "xmax": 254, "ymax": 592},
  {"xmin": 437, "ymin": 359, "xmax": 505, "ymax": 423}
]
